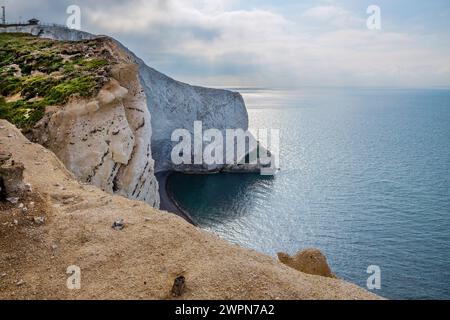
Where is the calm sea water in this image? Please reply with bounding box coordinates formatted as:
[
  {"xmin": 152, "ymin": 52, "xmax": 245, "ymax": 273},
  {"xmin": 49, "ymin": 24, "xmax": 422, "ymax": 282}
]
[{"xmin": 167, "ymin": 88, "xmax": 450, "ymax": 299}]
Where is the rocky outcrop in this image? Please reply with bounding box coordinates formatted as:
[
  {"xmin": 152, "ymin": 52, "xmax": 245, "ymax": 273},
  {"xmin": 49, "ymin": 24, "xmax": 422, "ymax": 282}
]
[
  {"xmin": 30, "ymin": 40, "xmax": 160, "ymax": 207},
  {"xmin": 0, "ymin": 152, "xmax": 25, "ymax": 196},
  {"xmin": 34, "ymin": 82, "xmax": 159, "ymax": 207},
  {"xmin": 278, "ymin": 249, "xmax": 336, "ymax": 278},
  {"xmin": 0, "ymin": 120, "xmax": 381, "ymax": 300}
]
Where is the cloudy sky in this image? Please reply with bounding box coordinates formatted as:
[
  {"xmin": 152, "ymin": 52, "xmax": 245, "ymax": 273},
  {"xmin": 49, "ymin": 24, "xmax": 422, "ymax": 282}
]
[{"xmin": 3, "ymin": 0, "xmax": 450, "ymax": 88}]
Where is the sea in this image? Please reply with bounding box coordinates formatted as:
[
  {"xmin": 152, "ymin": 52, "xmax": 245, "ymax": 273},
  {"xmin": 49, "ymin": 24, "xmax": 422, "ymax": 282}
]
[{"xmin": 167, "ymin": 87, "xmax": 450, "ymax": 299}]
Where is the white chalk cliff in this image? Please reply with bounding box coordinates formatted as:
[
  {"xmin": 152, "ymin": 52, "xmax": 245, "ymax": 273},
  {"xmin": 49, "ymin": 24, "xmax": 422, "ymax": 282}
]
[
  {"xmin": 117, "ymin": 42, "xmax": 252, "ymax": 173},
  {"xmin": 1, "ymin": 25, "xmax": 256, "ymax": 207}
]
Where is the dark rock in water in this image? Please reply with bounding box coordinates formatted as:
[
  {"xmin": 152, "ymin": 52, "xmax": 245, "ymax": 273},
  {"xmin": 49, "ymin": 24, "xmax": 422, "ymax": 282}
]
[
  {"xmin": 171, "ymin": 275, "xmax": 186, "ymax": 297},
  {"xmin": 112, "ymin": 219, "xmax": 125, "ymax": 230}
]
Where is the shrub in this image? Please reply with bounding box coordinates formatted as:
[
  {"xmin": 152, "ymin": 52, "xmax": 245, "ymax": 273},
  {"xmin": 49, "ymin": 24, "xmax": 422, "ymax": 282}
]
[{"xmin": 0, "ymin": 77, "xmax": 22, "ymax": 96}]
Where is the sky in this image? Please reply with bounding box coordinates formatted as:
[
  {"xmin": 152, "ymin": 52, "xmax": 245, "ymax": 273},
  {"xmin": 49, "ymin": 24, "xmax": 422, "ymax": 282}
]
[{"xmin": 2, "ymin": 0, "xmax": 450, "ymax": 88}]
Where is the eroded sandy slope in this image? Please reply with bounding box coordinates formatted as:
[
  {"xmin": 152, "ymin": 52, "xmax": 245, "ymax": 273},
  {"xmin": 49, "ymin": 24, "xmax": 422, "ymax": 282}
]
[{"xmin": 0, "ymin": 120, "xmax": 380, "ymax": 300}]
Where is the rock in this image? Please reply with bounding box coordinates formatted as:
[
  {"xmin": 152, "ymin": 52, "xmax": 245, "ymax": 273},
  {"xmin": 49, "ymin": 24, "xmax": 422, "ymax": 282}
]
[
  {"xmin": 0, "ymin": 177, "xmax": 5, "ymax": 201},
  {"xmin": 0, "ymin": 161, "xmax": 26, "ymax": 194},
  {"xmin": 112, "ymin": 219, "xmax": 125, "ymax": 231},
  {"xmin": 6, "ymin": 197, "xmax": 19, "ymax": 204},
  {"xmin": 171, "ymin": 275, "xmax": 186, "ymax": 297},
  {"xmin": 16, "ymin": 279, "xmax": 25, "ymax": 286},
  {"xmin": 33, "ymin": 217, "xmax": 45, "ymax": 225},
  {"xmin": 62, "ymin": 198, "xmax": 74, "ymax": 205},
  {"xmin": 0, "ymin": 152, "xmax": 11, "ymax": 164},
  {"xmin": 277, "ymin": 249, "xmax": 335, "ymax": 278},
  {"xmin": 24, "ymin": 183, "xmax": 32, "ymax": 192}
]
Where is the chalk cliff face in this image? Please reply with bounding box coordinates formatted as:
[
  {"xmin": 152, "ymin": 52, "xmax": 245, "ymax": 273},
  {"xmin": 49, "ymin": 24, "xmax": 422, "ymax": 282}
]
[
  {"xmin": 114, "ymin": 43, "xmax": 254, "ymax": 173},
  {"xmin": 1, "ymin": 25, "xmax": 257, "ymax": 207},
  {"xmin": 33, "ymin": 64, "xmax": 160, "ymax": 208},
  {"xmin": 135, "ymin": 59, "xmax": 249, "ymax": 173}
]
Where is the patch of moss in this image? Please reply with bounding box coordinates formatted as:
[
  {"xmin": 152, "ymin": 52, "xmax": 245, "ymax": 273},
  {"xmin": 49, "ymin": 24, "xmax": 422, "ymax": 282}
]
[
  {"xmin": 79, "ymin": 58, "xmax": 109, "ymax": 70},
  {"xmin": 0, "ymin": 33, "xmax": 113, "ymax": 130},
  {"xmin": 46, "ymin": 75, "xmax": 97, "ymax": 105},
  {"xmin": 20, "ymin": 76, "xmax": 47, "ymax": 98},
  {"xmin": 0, "ymin": 97, "xmax": 45, "ymax": 131}
]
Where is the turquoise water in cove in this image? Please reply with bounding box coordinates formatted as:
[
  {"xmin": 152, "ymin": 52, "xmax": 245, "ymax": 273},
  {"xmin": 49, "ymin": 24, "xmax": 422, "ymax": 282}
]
[{"xmin": 167, "ymin": 88, "xmax": 450, "ymax": 299}]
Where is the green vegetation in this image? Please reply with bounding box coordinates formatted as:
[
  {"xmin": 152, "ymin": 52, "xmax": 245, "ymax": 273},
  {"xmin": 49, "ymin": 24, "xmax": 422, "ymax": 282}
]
[
  {"xmin": 0, "ymin": 33, "xmax": 111, "ymax": 131},
  {"xmin": 0, "ymin": 97, "xmax": 45, "ymax": 129}
]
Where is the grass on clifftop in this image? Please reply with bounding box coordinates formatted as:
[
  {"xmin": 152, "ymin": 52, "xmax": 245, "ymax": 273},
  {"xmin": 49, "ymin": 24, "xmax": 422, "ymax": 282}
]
[{"xmin": 0, "ymin": 33, "xmax": 112, "ymax": 131}]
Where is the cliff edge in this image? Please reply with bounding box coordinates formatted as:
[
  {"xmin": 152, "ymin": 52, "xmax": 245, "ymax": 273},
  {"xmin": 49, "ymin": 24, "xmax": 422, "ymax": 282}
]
[{"xmin": 0, "ymin": 120, "xmax": 381, "ymax": 300}]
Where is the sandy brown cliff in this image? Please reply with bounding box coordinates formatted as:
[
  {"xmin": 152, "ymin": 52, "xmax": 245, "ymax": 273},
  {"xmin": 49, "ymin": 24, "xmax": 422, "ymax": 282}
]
[{"xmin": 0, "ymin": 120, "xmax": 381, "ymax": 300}]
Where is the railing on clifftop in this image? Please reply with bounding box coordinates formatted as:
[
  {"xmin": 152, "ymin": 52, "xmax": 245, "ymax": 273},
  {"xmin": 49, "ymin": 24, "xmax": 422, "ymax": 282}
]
[{"xmin": 1, "ymin": 21, "xmax": 69, "ymax": 29}]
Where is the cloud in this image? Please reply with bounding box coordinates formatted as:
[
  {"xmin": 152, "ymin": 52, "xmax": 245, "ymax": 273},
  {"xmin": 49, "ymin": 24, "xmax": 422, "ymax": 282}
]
[
  {"xmin": 302, "ymin": 5, "xmax": 363, "ymax": 28},
  {"xmin": 82, "ymin": 0, "xmax": 450, "ymax": 87},
  {"xmin": 4, "ymin": 0, "xmax": 450, "ymax": 87}
]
